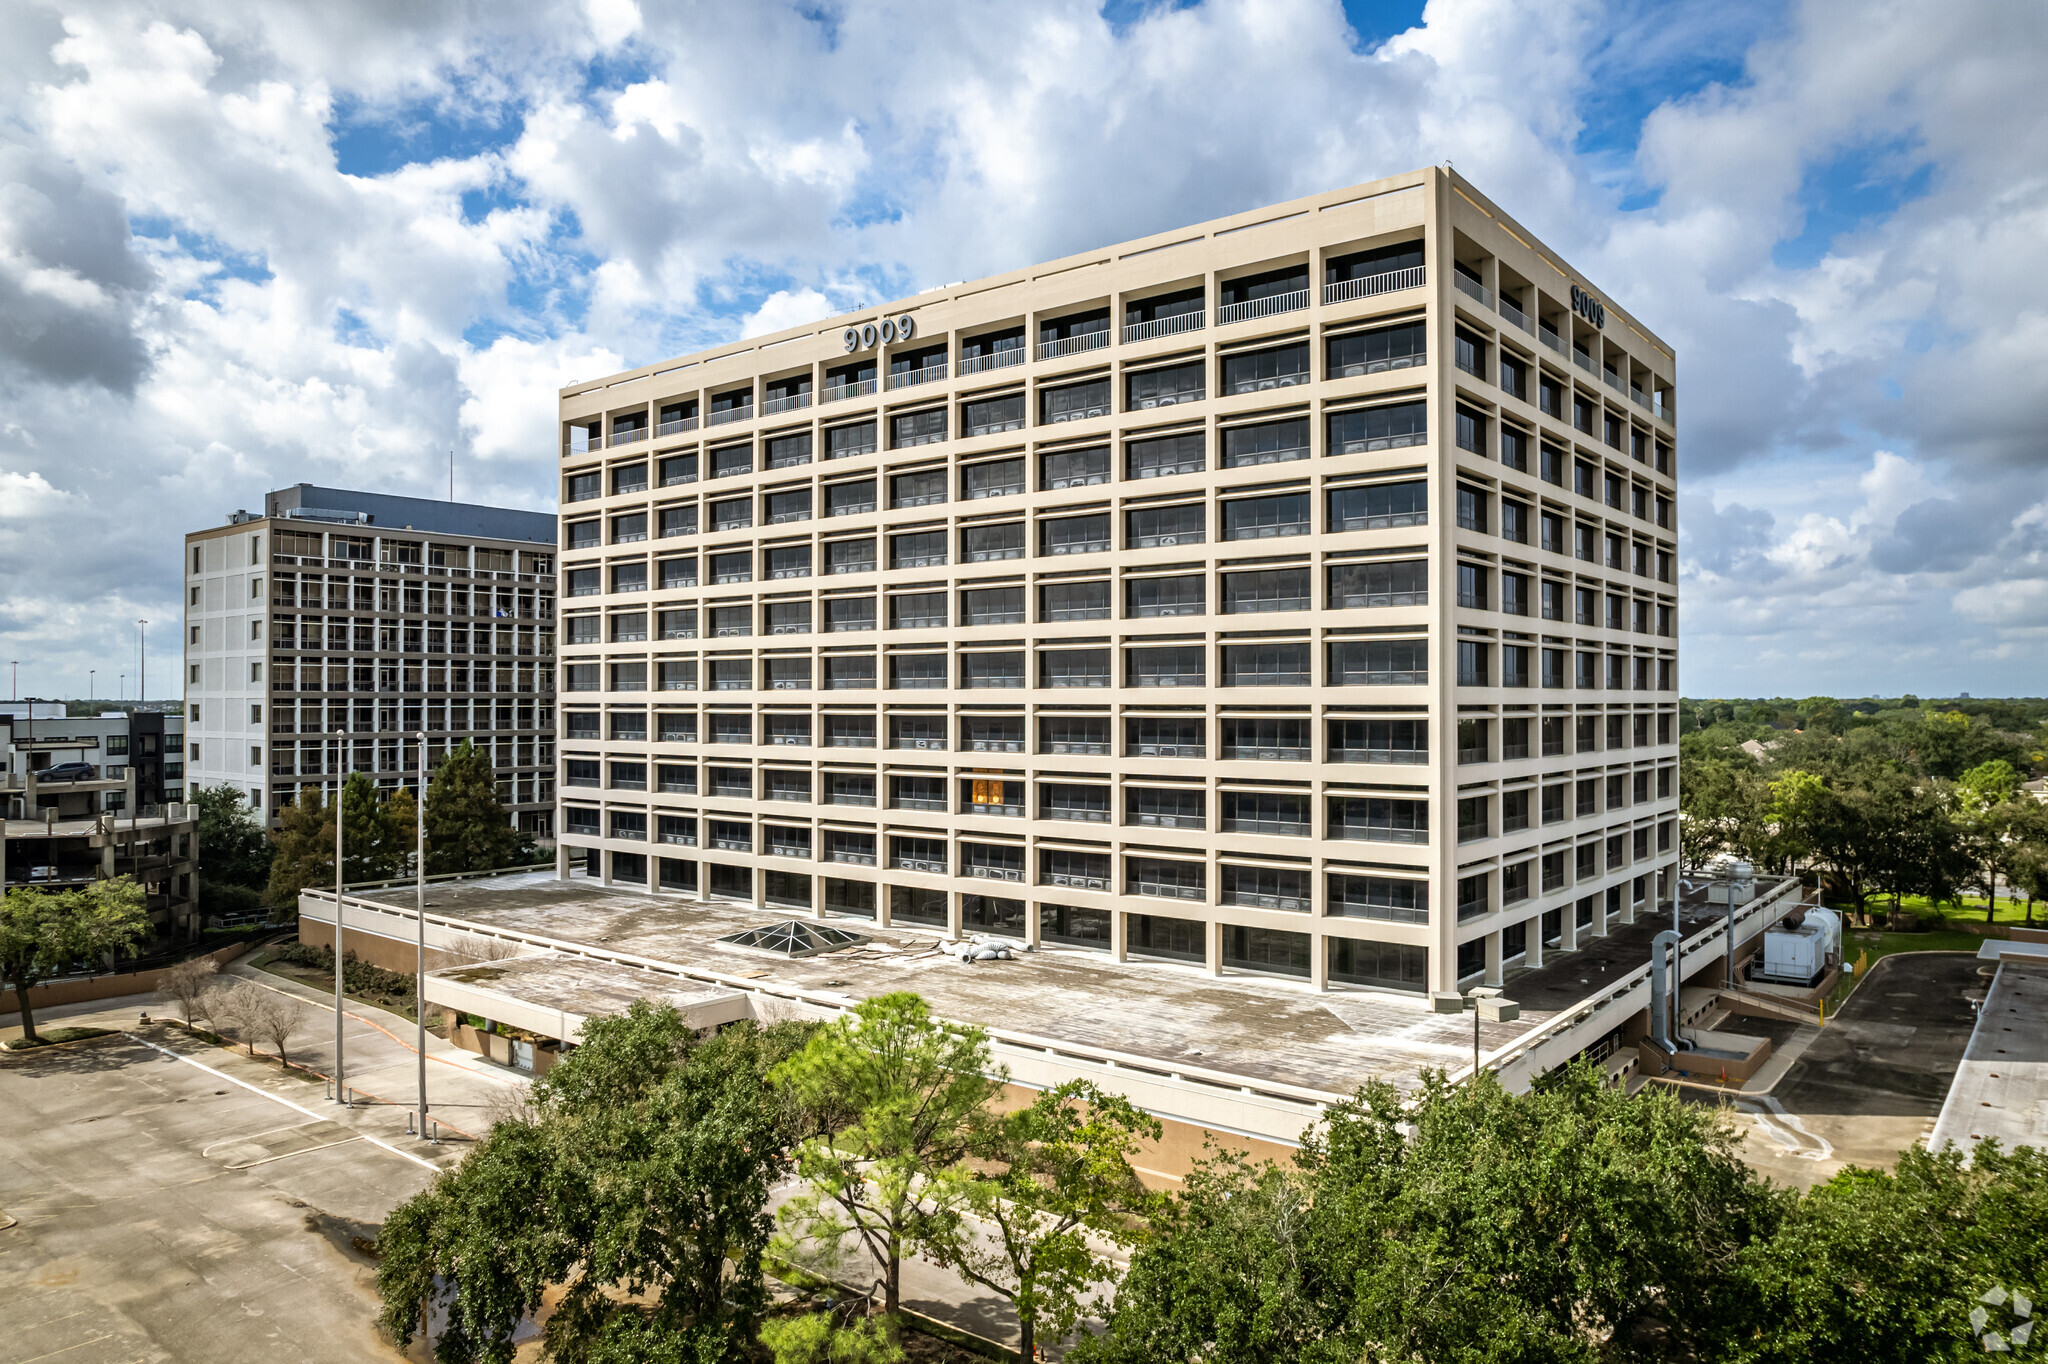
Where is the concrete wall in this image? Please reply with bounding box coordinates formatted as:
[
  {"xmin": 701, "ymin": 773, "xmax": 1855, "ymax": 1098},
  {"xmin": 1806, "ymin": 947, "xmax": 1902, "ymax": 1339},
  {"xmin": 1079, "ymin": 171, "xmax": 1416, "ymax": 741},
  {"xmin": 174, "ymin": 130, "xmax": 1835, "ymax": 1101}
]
[{"xmin": 4, "ymin": 938, "xmax": 258, "ymax": 1014}]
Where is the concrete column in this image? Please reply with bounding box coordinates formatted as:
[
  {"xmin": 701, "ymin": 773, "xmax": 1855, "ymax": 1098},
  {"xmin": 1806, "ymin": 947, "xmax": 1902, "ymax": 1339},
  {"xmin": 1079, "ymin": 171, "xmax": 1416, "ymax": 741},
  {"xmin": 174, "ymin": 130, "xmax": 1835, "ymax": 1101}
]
[
  {"xmin": 556, "ymin": 841, "xmax": 570, "ymax": 880},
  {"xmin": 1525, "ymin": 916, "xmax": 1545, "ymax": 969},
  {"xmin": 600, "ymin": 849, "xmax": 613, "ymax": 887},
  {"xmin": 1207, "ymin": 919, "xmax": 1224, "ymax": 977},
  {"xmin": 877, "ymin": 887, "xmax": 894, "ymax": 929},
  {"xmin": 1591, "ymin": 889, "xmax": 1609, "ymax": 939},
  {"xmin": 1558, "ymin": 897, "xmax": 1581, "ymax": 953},
  {"xmin": 1616, "ymin": 875, "xmax": 1636, "ymax": 923},
  {"xmin": 1024, "ymin": 902, "xmax": 1042, "ymax": 949},
  {"xmin": 1310, "ymin": 932, "xmax": 1329, "ymax": 990},
  {"xmin": 1112, "ymin": 908, "xmax": 1128, "ymax": 963},
  {"xmin": 945, "ymin": 892, "xmax": 962, "ymax": 941},
  {"xmin": 1483, "ymin": 930, "xmax": 1504, "ymax": 987}
]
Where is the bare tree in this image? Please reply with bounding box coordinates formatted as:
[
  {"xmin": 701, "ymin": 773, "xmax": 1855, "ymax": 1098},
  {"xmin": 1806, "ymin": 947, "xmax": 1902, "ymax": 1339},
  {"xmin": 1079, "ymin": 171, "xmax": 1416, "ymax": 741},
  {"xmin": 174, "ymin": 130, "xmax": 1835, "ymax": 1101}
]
[
  {"xmin": 243, "ymin": 988, "xmax": 309, "ymax": 1070},
  {"xmin": 156, "ymin": 956, "xmax": 219, "ymax": 1027},
  {"xmin": 448, "ymin": 932, "xmax": 524, "ymax": 963}
]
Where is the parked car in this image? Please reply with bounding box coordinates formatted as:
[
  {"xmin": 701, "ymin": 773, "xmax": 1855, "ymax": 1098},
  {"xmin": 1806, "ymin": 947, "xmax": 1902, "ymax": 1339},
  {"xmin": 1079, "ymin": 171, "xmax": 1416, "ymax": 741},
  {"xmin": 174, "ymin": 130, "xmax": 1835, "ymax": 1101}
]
[{"xmin": 37, "ymin": 762, "xmax": 97, "ymax": 782}]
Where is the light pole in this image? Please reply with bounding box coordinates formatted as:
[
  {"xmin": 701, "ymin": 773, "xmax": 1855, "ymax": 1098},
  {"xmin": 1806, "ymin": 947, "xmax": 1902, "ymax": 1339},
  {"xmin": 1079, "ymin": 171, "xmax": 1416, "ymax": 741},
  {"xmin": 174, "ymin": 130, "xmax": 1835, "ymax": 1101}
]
[
  {"xmin": 9, "ymin": 661, "xmax": 16, "ymax": 699},
  {"xmin": 136, "ymin": 620, "xmax": 147, "ymax": 708},
  {"xmin": 415, "ymin": 733, "xmax": 430, "ymax": 1134},
  {"xmin": 334, "ymin": 779, "xmax": 347, "ymax": 1105},
  {"xmin": 89, "ymin": 669, "xmax": 95, "ymax": 701}
]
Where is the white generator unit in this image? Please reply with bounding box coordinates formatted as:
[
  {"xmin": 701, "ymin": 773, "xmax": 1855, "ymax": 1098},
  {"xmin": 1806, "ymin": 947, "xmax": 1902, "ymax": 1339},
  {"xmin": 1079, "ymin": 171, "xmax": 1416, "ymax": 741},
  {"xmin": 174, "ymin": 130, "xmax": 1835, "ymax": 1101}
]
[{"xmin": 1757, "ymin": 906, "xmax": 1840, "ymax": 987}]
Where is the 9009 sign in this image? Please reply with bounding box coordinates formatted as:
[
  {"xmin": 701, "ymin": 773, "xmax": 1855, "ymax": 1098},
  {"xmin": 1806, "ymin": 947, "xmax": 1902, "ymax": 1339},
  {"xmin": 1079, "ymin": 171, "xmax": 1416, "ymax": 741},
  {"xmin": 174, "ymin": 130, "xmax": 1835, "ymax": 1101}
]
[{"xmin": 844, "ymin": 315, "xmax": 917, "ymax": 352}]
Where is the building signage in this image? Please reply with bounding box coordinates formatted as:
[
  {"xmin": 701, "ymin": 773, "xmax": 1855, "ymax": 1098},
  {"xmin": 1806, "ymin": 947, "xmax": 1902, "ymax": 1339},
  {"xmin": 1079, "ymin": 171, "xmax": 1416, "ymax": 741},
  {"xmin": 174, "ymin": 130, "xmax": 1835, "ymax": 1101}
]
[
  {"xmin": 843, "ymin": 314, "xmax": 917, "ymax": 353},
  {"xmin": 1570, "ymin": 284, "xmax": 1606, "ymax": 329}
]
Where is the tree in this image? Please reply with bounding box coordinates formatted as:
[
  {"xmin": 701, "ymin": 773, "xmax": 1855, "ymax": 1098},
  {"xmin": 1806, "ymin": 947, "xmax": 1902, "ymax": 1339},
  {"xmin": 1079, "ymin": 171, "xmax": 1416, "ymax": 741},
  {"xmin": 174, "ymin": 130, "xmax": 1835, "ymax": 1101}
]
[
  {"xmin": 191, "ymin": 783, "xmax": 273, "ymax": 921},
  {"xmin": 265, "ymin": 787, "xmax": 334, "ymax": 912},
  {"xmin": 928, "ymin": 1081, "xmax": 1162, "ymax": 1362},
  {"xmin": 1074, "ymin": 1064, "xmax": 1777, "ymax": 1364},
  {"xmin": 424, "ymin": 741, "xmax": 520, "ymax": 875},
  {"xmin": 377, "ymin": 1002, "xmax": 815, "ymax": 1364},
  {"xmin": 338, "ymin": 770, "xmax": 406, "ymax": 883},
  {"xmin": 1951, "ymin": 762, "xmax": 2026, "ymax": 922},
  {"xmin": 235, "ymin": 984, "xmax": 308, "ymax": 1069},
  {"xmin": 771, "ymin": 992, "xmax": 1005, "ymax": 1318},
  {"xmin": 0, "ymin": 877, "xmax": 150, "ymax": 1043},
  {"xmin": 156, "ymin": 954, "xmax": 220, "ymax": 1027}
]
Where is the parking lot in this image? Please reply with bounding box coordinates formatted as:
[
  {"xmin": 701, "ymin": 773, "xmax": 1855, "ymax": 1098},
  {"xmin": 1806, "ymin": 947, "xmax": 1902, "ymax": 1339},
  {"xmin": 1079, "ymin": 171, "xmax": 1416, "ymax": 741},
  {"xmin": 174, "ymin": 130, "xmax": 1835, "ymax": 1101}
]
[{"xmin": 0, "ymin": 1002, "xmax": 496, "ymax": 1364}]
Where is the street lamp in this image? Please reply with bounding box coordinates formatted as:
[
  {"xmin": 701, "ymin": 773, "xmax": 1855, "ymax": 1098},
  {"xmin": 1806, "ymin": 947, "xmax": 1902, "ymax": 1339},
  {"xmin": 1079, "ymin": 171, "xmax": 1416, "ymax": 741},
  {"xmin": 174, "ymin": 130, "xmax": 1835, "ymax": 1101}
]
[
  {"xmin": 415, "ymin": 731, "xmax": 429, "ymax": 1136},
  {"xmin": 89, "ymin": 669, "xmax": 95, "ymax": 701},
  {"xmin": 1463, "ymin": 988, "xmax": 1522, "ymax": 1079},
  {"xmin": 136, "ymin": 620, "xmax": 147, "ymax": 709}
]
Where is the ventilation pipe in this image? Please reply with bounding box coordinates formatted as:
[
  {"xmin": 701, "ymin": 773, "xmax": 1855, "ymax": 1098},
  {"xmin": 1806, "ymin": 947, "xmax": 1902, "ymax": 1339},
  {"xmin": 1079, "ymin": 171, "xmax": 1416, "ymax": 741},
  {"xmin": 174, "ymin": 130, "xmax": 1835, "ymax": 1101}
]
[{"xmin": 1648, "ymin": 929, "xmax": 1687, "ymax": 1055}]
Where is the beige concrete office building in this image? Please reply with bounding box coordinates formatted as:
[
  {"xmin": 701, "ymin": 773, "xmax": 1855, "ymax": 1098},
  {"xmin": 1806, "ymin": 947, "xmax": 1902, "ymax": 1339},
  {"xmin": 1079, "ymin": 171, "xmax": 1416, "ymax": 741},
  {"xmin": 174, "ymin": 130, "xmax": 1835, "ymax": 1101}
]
[
  {"xmin": 184, "ymin": 485, "xmax": 559, "ymax": 834},
  {"xmin": 553, "ymin": 166, "xmax": 1679, "ymax": 997}
]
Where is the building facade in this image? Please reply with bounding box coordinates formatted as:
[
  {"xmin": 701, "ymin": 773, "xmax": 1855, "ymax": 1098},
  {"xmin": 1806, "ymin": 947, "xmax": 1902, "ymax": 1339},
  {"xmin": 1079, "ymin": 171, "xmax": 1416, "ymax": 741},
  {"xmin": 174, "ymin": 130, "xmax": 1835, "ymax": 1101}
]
[
  {"xmin": 552, "ymin": 167, "xmax": 1679, "ymax": 996},
  {"xmin": 183, "ymin": 484, "xmax": 558, "ymax": 832},
  {"xmin": 3, "ymin": 708, "xmax": 198, "ymax": 938}
]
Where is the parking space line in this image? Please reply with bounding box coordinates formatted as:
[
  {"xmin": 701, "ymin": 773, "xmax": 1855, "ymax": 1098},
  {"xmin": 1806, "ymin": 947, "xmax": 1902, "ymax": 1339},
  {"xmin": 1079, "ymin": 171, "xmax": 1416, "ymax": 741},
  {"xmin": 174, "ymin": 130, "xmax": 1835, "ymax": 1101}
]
[{"xmin": 120, "ymin": 1034, "xmax": 439, "ymax": 1172}]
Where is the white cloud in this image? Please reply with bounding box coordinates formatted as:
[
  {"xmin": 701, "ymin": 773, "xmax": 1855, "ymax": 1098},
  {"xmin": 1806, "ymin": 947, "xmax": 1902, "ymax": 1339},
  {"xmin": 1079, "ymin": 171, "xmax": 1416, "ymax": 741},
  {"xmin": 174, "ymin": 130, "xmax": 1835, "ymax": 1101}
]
[{"xmin": 0, "ymin": 0, "xmax": 2044, "ymax": 698}]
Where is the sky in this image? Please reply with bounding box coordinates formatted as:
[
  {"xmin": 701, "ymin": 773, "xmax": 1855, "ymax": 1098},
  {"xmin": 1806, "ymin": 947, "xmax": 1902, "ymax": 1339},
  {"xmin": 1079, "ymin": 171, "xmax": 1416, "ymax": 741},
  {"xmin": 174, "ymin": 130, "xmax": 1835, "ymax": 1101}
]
[{"xmin": 0, "ymin": 0, "xmax": 2044, "ymax": 701}]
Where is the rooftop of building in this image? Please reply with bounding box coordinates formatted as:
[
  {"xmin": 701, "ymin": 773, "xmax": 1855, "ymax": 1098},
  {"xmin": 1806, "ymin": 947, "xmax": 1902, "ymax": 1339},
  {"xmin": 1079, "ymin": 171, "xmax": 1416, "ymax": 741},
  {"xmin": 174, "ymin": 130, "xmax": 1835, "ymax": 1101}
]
[
  {"xmin": 559, "ymin": 166, "xmax": 1672, "ymax": 402},
  {"xmin": 349, "ymin": 867, "xmax": 1796, "ymax": 1099},
  {"xmin": 1929, "ymin": 947, "xmax": 2048, "ymax": 1156},
  {"xmin": 214, "ymin": 483, "xmax": 556, "ymax": 545}
]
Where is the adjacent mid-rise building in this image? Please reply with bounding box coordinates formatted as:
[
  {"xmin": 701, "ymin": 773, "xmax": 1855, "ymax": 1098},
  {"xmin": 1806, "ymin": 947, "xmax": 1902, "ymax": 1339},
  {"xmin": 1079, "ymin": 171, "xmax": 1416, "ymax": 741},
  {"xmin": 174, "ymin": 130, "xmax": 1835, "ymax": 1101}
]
[
  {"xmin": 2, "ymin": 707, "xmax": 197, "ymax": 939},
  {"xmin": 551, "ymin": 167, "xmax": 1679, "ymax": 997},
  {"xmin": 182, "ymin": 484, "xmax": 558, "ymax": 833}
]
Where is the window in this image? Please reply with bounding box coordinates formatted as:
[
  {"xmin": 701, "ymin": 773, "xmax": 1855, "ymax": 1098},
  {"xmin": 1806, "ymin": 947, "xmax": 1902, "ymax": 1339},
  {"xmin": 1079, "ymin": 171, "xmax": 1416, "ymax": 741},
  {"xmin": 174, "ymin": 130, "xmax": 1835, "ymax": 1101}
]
[
  {"xmin": 765, "ymin": 601, "xmax": 811, "ymax": 635},
  {"xmin": 1040, "ymin": 378, "xmax": 1111, "ymax": 424},
  {"xmin": 891, "ymin": 469, "xmax": 947, "ymax": 509},
  {"xmin": 1126, "ymin": 502, "xmax": 1204, "ymax": 548},
  {"xmin": 1126, "ymin": 716, "xmax": 1202, "ymax": 757},
  {"xmin": 827, "ymin": 538, "xmax": 877, "ymax": 574},
  {"xmin": 709, "ymin": 658, "xmax": 750, "ymax": 690},
  {"xmin": 1222, "ymin": 567, "xmax": 1309, "ymax": 614},
  {"xmin": 1501, "ymin": 572, "xmax": 1529, "ymax": 616},
  {"xmin": 1126, "ymin": 574, "xmax": 1205, "ymax": 618},
  {"xmin": 962, "ymin": 457, "xmax": 1024, "ymax": 499},
  {"xmin": 827, "ymin": 772, "xmax": 877, "ymax": 807},
  {"xmin": 961, "ymin": 894, "xmax": 1027, "ymax": 935},
  {"xmin": 1221, "ymin": 717, "xmax": 1309, "ymax": 761},
  {"xmin": 611, "ymin": 611, "xmax": 649, "ymax": 642},
  {"xmin": 1329, "ymin": 796, "xmax": 1428, "ymax": 843},
  {"xmin": 1127, "ymin": 432, "xmax": 1204, "ymax": 479},
  {"xmin": 1040, "ymin": 580, "xmax": 1110, "ymax": 621},
  {"xmin": 891, "ymin": 409, "xmax": 947, "ymax": 448},
  {"xmin": 964, "ymin": 716, "xmax": 1024, "ymax": 752},
  {"xmin": 962, "ymin": 586, "xmax": 1024, "ymax": 626},
  {"xmin": 613, "ymin": 562, "xmax": 648, "ymax": 593},
  {"xmin": 890, "ymin": 591, "xmax": 946, "ymax": 629},
  {"xmin": 1328, "ymin": 717, "xmax": 1426, "ymax": 764},
  {"xmin": 963, "ymin": 651, "xmax": 1025, "ymax": 688},
  {"xmin": 824, "ymin": 654, "xmax": 876, "ymax": 689},
  {"xmin": 1128, "ymin": 856, "xmax": 1204, "ymax": 902},
  {"xmin": 1221, "ymin": 417, "xmax": 1310, "ymax": 469},
  {"xmin": 963, "ymin": 521, "xmax": 1024, "ymax": 562},
  {"xmin": 767, "ymin": 432, "xmax": 812, "ymax": 469},
  {"xmin": 890, "ymin": 885, "xmax": 947, "ymax": 925},
  {"xmin": 1127, "ymin": 645, "xmax": 1204, "ymax": 688},
  {"xmin": 610, "ymin": 662, "xmax": 647, "ymax": 691},
  {"xmin": 1328, "ymin": 874, "xmax": 1426, "ymax": 923},
  {"xmin": 1126, "ymin": 360, "xmax": 1205, "ymax": 410},
  {"xmin": 766, "ymin": 545, "xmax": 810, "ymax": 580},
  {"xmin": 1457, "ymin": 563, "xmax": 1489, "ymax": 609},
  {"xmin": 709, "ymin": 550, "xmax": 751, "ymax": 584},
  {"xmin": 1041, "ymin": 715, "xmax": 1110, "ymax": 754},
  {"xmin": 1221, "ymin": 642, "xmax": 1308, "ymax": 686},
  {"xmin": 1040, "ymin": 648, "xmax": 1110, "ymax": 688},
  {"xmin": 658, "ymin": 505, "xmax": 698, "ymax": 538},
  {"xmin": 711, "ymin": 444, "xmax": 753, "ymax": 479},
  {"xmin": 1328, "ymin": 559, "xmax": 1426, "ymax": 608},
  {"xmin": 1458, "ymin": 718, "xmax": 1490, "ymax": 764},
  {"xmin": 1327, "ymin": 320, "xmax": 1426, "ymax": 376},
  {"xmin": 1126, "ymin": 785, "xmax": 1203, "ymax": 829},
  {"xmin": 1456, "ymin": 406, "xmax": 1487, "ymax": 455},
  {"xmin": 1043, "ymin": 783, "xmax": 1110, "ymax": 823},
  {"xmin": 1328, "ymin": 401, "xmax": 1427, "ymax": 453},
  {"xmin": 1456, "ymin": 485, "xmax": 1489, "ymax": 532},
  {"xmin": 1041, "ymin": 512, "xmax": 1111, "ymax": 556},
  {"xmin": 710, "ymin": 605, "xmax": 751, "ymax": 638},
  {"xmin": 1223, "ymin": 492, "xmax": 1309, "ymax": 541},
  {"xmin": 766, "ymin": 489, "xmax": 811, "ymax": 524},
  {"xmin": 1041, "ymin": 445, "xmax": 1110, "ymax": 489},
  {"xmin": 889, "ymin": 530, "xmax": 946, "ymax": 570},
  {"xmin": 660, "ymin": 452, "xmax": 698, "ymax": 486},
  {"xmin": 1219, "ymin": 790, "xmax": 1307, "ymax": 837},
  {"xmin": 827, "ymin": 421, "xmax": 878, "ymax": 459},
  {"xmin": 1041, "ymin": 848, "xmax": 1111, "ymax": 891},
  {"xmin": 567, "ymin": 471, "xmax": 601, "ymax": 502},
  {"xmin": 890, "ymin": 653, "xmax": 946, "ymax": 688},
  {"xmin": 567, "ymin": 520, "xmax": 601, "ymax": 550},
  {"xmin": 1221, "ymin": 864, "xmax": 1309, "ymax": 913},
  {"xmin": 659, "ymin": 556, "xmax": 698, "ymax": 588},
  {"xmin": 1223, "ymin": 343, "xmax": 1311, "ymax": 395},
  {"xmin": 1328, "ymin": 480, "xmax": 1427, "ymax": 531},
  {"xmin": 1328, "ymin": 639, "xmax": 1427, "ymax": 685},
  {"xmin": 1456, "ymin": 640, "xmax": 1490, "ymax": 685}
]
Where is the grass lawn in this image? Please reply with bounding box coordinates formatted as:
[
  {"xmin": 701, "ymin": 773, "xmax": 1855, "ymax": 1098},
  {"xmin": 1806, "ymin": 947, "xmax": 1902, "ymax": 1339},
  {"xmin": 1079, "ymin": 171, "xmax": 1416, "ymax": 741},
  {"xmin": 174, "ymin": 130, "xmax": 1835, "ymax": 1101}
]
[
  {"xmin": 3, "ymin": 1025, "xmax": 116, "ymax": 1050},
  {"xmin": 1831, "ymin": 893, "xmax": 2046, "ymax": 929}
]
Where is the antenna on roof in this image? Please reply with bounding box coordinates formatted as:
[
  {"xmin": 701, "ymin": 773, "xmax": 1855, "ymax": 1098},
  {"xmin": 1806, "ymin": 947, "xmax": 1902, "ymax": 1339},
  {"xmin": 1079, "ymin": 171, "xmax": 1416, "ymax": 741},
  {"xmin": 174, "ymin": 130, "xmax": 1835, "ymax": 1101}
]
[{"xmin": 449, "ymin": 448, "xmax": 455, "ymax": 502}]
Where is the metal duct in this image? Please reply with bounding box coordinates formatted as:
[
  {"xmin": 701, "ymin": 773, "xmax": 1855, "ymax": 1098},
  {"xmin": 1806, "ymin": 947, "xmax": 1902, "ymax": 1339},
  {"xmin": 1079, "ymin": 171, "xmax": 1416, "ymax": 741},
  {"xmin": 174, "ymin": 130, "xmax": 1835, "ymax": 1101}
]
[{"xmin": 1648, "ymin": 929, "xmax": 1684, "ymax": 1054}]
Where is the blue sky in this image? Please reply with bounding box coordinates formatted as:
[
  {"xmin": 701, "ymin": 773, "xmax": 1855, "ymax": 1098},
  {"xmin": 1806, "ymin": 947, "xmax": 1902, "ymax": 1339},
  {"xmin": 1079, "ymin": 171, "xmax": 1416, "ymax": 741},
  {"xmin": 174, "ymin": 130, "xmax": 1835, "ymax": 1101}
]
[{"xmin": 0, "ymin": 0, "xmax": 2045, "ymax": 701}]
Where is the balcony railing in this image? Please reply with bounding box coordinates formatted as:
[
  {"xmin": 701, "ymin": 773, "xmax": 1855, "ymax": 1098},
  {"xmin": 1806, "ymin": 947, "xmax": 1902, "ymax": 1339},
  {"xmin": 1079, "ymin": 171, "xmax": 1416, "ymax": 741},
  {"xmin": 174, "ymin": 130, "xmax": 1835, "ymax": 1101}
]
[
  {"xmin": 887, "ymin": 363, "xmax": 947, "ymax": 390},
  {"xmin": 1453, "ymin": 273, "xmax": 1493, "ymax": 307},
  {"xmin": 1222, "ymin": 744, "xmax": 1309, "ymax": 761},
  {"xmin": 1323, "ymin": 265, "xmax": 1425, "ymax": 305},
  {"xmin": 1036, "ymin": 330, "xmax": 1111, "ymax": 361},
  {"xmin": 821, "ymin": 378, "xmax": 878, "ymax": 404},
  {"xmin": 1332, "ymin": 747, "xmax": 1428, "ymax": 764},
  {"xmin": 1122, "ymin": 311, "xmax": 1205, "ymax": 344},
  {"xmin": 1217, "ymin": 288, "xmax": 1309, "ymax": 326},
  {"xmin": 655, "ymin": 415, "xmax": 698, "ymax": 437},
  {"xmin": 1498, "ymin": 297, "xmax": 1531, "ymax": 332},
  {"xmin": 956, "ymin": 349, "xmax": 1026, "ymax": 377},
  {"xmin": 1538, "ymin": 328, "xmax": 1566, "ymax": 355},
  {"xmin": 706, "ymin": 404, "xmax": 754, "ymax": 427},
  {"xmin": 608, "ymin": 427, "xmax": 647, "ymax": 448},
  {"xmin": 761, "ymin": 392, "xmax": 812, "ymax": 416},
  {"xmin": 1573, "ymin": 351, "xmax": 1597, "ymax": 376}
]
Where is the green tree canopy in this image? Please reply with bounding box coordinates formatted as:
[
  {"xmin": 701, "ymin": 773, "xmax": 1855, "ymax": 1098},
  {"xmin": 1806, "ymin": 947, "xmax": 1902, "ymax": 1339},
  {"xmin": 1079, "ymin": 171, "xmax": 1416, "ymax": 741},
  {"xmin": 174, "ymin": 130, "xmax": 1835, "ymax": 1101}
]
[
  {"xmin": 1, "ymin": 876, "xmax": 150, "ymax": 1042},
  {"xmin": 376, "ymin": 1002, "xmax": 816, "ymax": 1364},
  {"xmin": 424, "ymin": 740, "xmax": 521, "ymax": 875},
  {"xmin": 771, "ymin": 991, "xmax": 1005, "ymax": 1318}
]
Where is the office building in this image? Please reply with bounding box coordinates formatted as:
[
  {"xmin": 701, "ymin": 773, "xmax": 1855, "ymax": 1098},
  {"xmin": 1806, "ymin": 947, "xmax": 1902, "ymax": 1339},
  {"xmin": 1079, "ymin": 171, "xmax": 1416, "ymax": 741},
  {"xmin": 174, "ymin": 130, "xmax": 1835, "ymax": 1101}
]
[
  {"xmin": 182, "ymin": 484, "xmax": 558, "ymax": 832},
  {"xmin": 551, "ymin": 167, "xmax": 1678, "ymax": 997}
]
